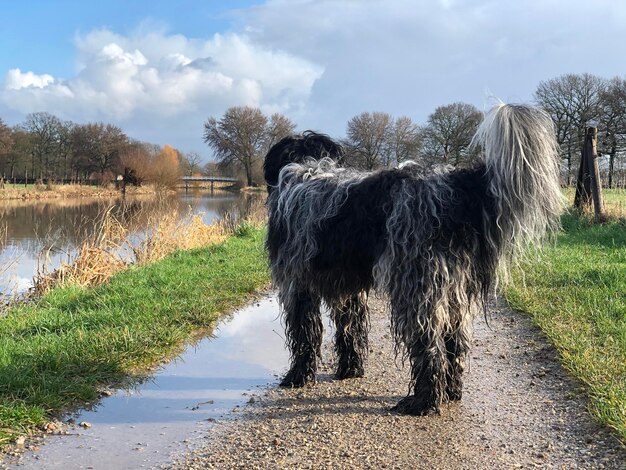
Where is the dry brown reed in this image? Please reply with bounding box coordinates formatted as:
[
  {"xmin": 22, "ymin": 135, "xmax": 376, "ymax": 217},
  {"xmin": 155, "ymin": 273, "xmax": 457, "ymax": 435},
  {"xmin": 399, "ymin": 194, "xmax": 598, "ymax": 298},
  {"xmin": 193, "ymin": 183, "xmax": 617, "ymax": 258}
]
[
  {"xmin": 131, "ymin": 210, "xmax": 227, "ymax": 264},
  {"xmin": 0, "ymin": 223, "xmax": 25, "ymax": 308},
  {"xmin": 219, "ymin": 195, "xmax": 267, "ymax": 234},
  {"xmin": 31, "ymin": 194, "xmax": 267, "ymax": 296},
  {"xmin": 0, "ymin": 183, "xmax": 159, "ymax": 201},
  {"xmin": 33, "ymin": 207, "xmax": 129, "ymax": 295},
  {"xmin": 0, "ymin": 223, "xmax": 11, "ymax": 282}
]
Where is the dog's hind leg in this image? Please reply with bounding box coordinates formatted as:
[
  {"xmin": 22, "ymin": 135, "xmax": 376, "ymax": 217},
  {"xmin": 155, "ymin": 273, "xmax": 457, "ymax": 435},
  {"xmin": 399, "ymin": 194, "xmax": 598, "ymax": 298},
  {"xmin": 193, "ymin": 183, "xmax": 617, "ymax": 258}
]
[
  {"xmin": 330, "ymin": 292, "xmax": 370, "ymax": 380},
  {"xmin": 280, "ymin": 289, "xmax": 323, "ymax": 388},
  {"xmin": 389, "ymin": 291, "xmax": 448, "ymax": 415},
  {"xmin": 392, "ymin": 328, "xmax": 447, "ymax": 416},
  {"xmin": 439, "ymin": 297, "xmax": 471, "ymax": 402}
]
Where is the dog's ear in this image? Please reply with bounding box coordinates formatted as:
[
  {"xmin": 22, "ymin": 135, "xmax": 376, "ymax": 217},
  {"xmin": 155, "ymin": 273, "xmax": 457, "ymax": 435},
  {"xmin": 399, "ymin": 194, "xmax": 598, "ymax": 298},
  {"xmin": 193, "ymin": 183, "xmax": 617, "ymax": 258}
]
[
  {"xmin": 264, "ymin": 132, "xmax": 344, "ymax": 190},
  {"xmin": 299, "ymin": 131, "xmax": 343, "ymax": 163},
  {"xmin": 263, "ymin": 135, "xmax": 299, "ymax": 189}
]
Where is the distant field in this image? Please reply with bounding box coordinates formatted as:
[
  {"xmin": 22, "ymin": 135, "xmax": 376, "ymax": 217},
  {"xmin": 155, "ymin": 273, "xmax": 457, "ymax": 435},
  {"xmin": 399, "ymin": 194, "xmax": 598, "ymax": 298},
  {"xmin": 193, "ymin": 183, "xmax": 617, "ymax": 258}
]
[{"xmin": 0, "ymin": 183, "xmax": 157, "ymax": 200}]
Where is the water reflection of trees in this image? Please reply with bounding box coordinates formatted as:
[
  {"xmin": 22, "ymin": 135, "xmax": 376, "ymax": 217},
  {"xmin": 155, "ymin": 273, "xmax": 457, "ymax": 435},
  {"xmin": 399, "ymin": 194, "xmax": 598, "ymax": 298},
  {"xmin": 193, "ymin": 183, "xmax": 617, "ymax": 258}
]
[{"xmin": 0, "ymin": 191, "xmax": 248, "ymax": 257}]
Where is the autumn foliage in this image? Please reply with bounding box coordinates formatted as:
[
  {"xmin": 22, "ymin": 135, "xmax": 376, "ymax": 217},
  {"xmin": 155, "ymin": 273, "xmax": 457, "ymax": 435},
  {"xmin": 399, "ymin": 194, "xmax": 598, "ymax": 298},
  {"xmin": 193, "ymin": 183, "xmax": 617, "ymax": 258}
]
[
  {"xmin": 151, "ymin": 144, "xmax": 182, "ymax": 189},
  {"xmin": 118, "ymin": 143, "xmax": 181, "ymax": 189}
]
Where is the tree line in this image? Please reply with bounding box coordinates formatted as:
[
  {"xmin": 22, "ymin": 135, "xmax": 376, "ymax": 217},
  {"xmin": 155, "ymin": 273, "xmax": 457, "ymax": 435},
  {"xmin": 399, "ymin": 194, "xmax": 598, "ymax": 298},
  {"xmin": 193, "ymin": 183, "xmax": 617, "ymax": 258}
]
[
  {"xmin": 205, "ymin": 73, "xmax": 626, "ymax": 188},
  {"xmin": 202, "ymin": 102, "xmax": 483, "ymax": 187},
  {"xmin": 535, "ymin": 74, "xmax": 626, "ymax": 188},
  {"xmin": 0, "ymin": 112, "xmax": 201, "ymax": 188},
  {"xmin": 3, "ymin": 73, "xmax": 624, "ymax": 190}
]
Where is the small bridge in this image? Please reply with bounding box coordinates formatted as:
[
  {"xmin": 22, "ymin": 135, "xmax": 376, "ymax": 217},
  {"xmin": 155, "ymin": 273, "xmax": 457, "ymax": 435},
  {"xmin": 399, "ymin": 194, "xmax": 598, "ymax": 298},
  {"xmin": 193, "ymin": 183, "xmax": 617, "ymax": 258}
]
[
  {"xmin": 180, "ymin": 175, "xmax": 238, "ymax": 191},
  {"xmin": 180, "ymin": 176, "xmax": 238, "ymax": 183}
]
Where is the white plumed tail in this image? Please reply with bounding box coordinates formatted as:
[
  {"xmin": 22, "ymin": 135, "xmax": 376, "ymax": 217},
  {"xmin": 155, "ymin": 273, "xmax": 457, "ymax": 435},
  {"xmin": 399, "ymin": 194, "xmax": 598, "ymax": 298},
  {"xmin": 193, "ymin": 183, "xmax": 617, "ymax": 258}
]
[{"xmin": 472, "ymin": 103, "xmax": 563, "ymax": 279}]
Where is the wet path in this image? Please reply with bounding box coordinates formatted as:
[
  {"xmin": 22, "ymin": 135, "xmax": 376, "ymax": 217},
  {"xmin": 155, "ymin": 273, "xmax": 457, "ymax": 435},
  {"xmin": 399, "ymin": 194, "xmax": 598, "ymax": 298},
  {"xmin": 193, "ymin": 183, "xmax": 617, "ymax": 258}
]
[
  {"xmin": 10, "ymin": 295, "xmax": 289, "ymax": 469},
  {"xmin": 7, "ymin": 296, "xmax": 624, "ymax": 469},
  {"xmin": 179, "ymin": 298, "xmax": 625, "ymax": 469}
]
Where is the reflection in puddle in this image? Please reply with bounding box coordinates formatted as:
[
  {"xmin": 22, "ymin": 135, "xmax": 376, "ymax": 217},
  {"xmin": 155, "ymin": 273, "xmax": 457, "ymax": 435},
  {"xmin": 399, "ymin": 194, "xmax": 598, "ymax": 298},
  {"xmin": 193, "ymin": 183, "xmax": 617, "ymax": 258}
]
[{"xmin": 15, "ymin": 296, "xmax": 288, "ymax": 469}]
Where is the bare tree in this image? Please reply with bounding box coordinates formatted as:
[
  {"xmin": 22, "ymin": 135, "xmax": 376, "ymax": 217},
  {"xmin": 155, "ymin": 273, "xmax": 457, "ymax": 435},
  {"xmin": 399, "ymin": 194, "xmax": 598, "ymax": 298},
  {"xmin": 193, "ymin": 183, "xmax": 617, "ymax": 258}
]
[
  {"xmin": 119, "ymin": 141, "xmax": 153, "ymax": 183},
  {"xmin": 2, "ymin": 128, "xmax": 30, "ymax": 180},
  {"xmin": 391, "ymin": 116, "xmax": 422, "ymax": 165},
  {"xmin": 70, "ymin": 124, "xmax": 97, "ymax": 181},
  {"xmin": 0, "ymin": 118, "xmax": 12, "ymax": 156},
  {"xmin": 420, "ymin": 103, "xmax": 482, "ymax": 166},
  {"xmin": 345, "ymin": 112, "xmax": 393, "ymax": 169},
  {"xmin": 92, "ymin": 123, "xmax": 127, "ymax": 180},
  {"xmin": 23, "ymin": 112, "xmax": 62, "ymax": 179},
  {"xmin": 203, "ymin": 160, "xmax": 225, "ymax": 177},
  {"xmin": 55, "ymin": 120, "xmax": 74, "ymax": 180},
  {"xmin": 181, "ymin": 151, "xmax": 203, "ymax": 176},
  {"xmin": 0, "ymin": 119, "xmax": 15, "ymax": 180},
  {"xmin": 267, "ymin": 113, "xmax": 297, "ymax": 150},
  {"xmin": 151, "ymin": 144, "xmax": 182, "ymax": 189},
  {"xmin": 535, "ymin": 73, "xmax": 606, "ymax": 185},
  {"xmin": 203, "ymin": 106, "xmax": 295, "ymax": 186},
  {"xmin": 69, "ymin": 123, "xmax": 127, "ymax": 181},
  {"xmin": 598, "ymin": 77, "xmax": 626, "ymax": 188}
]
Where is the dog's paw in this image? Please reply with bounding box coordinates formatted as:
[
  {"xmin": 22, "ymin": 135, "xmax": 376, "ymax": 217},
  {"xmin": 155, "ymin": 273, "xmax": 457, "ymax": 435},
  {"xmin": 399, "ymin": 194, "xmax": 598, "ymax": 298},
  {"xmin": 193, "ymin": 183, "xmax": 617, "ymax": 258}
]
[
  {"xmin": 391, "ymin": 395, "xmax": 440, "ymax": 416},
  {"xmin": 280, "ymin": 369, "xmax": 314, "ymax": 388},
  {"xmin": 335, "ymin": 363, "xmax": 364, "ymax": 380}
]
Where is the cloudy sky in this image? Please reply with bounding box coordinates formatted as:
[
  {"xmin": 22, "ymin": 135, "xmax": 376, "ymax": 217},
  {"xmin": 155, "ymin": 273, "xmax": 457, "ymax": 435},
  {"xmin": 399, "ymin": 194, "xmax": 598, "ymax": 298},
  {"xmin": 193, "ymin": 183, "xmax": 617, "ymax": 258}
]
[{"xmin": 1, "ymin": 0, "xmax": 625, "ymax": 160}]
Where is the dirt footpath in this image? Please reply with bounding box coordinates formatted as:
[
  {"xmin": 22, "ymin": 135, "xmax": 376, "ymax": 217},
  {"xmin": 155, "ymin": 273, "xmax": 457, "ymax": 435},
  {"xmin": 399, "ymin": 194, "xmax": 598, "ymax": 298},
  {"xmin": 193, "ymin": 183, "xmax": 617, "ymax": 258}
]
[{"xmin": 177, "ymin": 298, "xmax": 625, "ymax": 469}]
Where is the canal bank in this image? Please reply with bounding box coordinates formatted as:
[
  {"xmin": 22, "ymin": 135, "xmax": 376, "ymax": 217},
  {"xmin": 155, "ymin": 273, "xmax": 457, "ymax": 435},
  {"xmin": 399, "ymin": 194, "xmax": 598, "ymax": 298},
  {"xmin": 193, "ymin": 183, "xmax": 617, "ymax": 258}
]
[{"xmin": 0, "ymin": 190, "xmax": 245, "ymax": 298}]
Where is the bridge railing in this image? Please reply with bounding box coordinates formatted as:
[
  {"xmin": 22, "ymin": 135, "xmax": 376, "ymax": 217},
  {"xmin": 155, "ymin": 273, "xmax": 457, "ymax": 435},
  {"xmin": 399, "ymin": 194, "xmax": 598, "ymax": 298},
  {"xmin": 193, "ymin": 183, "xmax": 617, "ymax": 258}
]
[{"xmin": 180, "ymin": 176, "xmax": 238, "ymax": 182}]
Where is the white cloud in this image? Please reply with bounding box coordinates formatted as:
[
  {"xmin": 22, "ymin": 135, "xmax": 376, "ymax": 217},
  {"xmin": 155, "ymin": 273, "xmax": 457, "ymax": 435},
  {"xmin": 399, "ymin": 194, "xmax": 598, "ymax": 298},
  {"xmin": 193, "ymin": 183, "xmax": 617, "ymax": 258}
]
[
  {"xmin": 3, "ymin": 1, "xmax": 626, "ymax": 155},
  {"xmin": 5, "ymin": 69, "xmax": 55, "ymax": 90},
  {"xmin": 2, "ymin": 29, "xmax": 323, "ymax": 118},
  {"xmin": 237, "ymin": 0, "xmax": 626, "ymax": 135},
  {"xmin": 0, "ymin": 27, "xmax": 323, "ymax": 154}
]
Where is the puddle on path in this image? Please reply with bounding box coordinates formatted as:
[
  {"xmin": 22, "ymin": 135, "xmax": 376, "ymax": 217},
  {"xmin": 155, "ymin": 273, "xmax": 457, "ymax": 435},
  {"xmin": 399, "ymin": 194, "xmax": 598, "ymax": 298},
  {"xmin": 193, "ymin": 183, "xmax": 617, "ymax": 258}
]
[{"xmin": 13, "ymin": 295, "xmax": 289, "ymax": 469}]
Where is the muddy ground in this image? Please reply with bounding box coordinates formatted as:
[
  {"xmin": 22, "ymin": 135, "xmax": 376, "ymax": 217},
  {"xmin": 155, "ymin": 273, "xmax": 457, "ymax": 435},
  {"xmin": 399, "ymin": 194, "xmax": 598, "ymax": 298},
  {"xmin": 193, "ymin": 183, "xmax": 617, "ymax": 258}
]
[{"xmin": 177, "ymin": 298, "xmax": 624, "ymax": 469}]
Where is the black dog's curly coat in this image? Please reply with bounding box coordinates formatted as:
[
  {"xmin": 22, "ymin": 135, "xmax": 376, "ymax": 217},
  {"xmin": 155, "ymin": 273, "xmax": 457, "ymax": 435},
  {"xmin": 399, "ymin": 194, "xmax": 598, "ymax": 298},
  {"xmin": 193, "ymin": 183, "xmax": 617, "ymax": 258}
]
[{"xmin": 264, "ymin": 104, "xmax": 562, "ymax": 415}]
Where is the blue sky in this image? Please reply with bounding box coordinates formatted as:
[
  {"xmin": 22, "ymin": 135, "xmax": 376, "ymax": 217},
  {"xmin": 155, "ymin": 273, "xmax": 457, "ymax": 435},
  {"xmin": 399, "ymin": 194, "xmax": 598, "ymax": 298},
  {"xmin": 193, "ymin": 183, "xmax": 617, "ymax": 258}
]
[
  {"xmin": 0, "ymin": 1, "xmax": 260, "ymax": 77},
  {"xmin": 1, "ymin": 0, "xmax": 626, "ymax": 160}
]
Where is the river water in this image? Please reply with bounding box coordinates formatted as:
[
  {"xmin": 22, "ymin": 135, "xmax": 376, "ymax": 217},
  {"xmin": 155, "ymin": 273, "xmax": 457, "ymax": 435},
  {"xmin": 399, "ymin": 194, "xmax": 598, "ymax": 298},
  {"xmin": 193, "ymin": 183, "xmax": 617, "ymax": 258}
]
[{"xmin": 0, "ymin": 190, "xmax": 249, "ymax": 299}]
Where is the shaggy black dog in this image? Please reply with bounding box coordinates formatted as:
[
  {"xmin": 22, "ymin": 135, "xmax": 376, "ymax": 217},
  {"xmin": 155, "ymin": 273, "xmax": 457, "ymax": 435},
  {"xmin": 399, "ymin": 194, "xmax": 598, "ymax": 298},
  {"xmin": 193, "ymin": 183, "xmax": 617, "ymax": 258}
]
[{"xmin": 264, "ymin": 104, "xmax": 562, "ymax": 415}]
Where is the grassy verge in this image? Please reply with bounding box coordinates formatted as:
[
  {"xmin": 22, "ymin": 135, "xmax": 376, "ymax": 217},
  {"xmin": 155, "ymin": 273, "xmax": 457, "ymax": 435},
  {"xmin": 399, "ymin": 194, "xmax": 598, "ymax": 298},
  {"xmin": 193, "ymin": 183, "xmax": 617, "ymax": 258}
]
[
  {"xmin": 0, "ymin": 226, "xmax": 269, "ymax": 446},
  {"xmin": 506, "ymin": 213, "xmax": 625, "ymax": 439}
]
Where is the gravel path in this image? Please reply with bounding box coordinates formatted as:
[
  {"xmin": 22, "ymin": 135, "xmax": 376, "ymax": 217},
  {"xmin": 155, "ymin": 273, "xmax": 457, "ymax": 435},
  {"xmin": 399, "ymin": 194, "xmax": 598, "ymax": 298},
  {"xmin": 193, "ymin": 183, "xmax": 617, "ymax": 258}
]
[{"xmin": 177, "ymin": 298, "xmax": 625, "ymax": 469}]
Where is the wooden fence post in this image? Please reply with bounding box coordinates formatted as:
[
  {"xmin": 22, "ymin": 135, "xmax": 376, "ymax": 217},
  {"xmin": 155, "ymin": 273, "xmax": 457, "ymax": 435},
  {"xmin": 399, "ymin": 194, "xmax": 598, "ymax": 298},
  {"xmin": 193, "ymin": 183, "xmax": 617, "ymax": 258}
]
[
  {"xmin": 585, "ymin": 127, "xmax": 604, "ymax": 222},
  {"xmin": 574, "ymin": 146, "xmax": 591, "ymax": 209}
]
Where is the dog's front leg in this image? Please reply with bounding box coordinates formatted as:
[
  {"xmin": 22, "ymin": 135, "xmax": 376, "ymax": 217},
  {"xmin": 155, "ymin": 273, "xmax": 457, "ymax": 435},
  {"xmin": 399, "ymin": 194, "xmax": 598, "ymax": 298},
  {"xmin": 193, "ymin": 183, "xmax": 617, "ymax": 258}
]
[
  {"xmin": 280, "ymin": 289, "xmax": 323, "ymax": 387},
  {"xmin": 330, "ymin": 292, "xmax": 370, "ymax": 380}
]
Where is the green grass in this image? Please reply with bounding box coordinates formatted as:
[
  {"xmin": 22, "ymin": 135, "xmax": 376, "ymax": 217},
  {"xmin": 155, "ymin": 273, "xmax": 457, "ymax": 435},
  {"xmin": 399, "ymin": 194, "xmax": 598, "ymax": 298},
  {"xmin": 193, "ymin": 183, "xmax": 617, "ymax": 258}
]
[
  {"xmin": 506, "ymin": 213, "xmax": 626, "ymax": 439},
  {"xmin": 0, "ymin": 227, "xmax": 269, "ymax": 446},
  {"xmin": 563, "ymin": 187, "xmax": 626, "ymax": 217}
]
